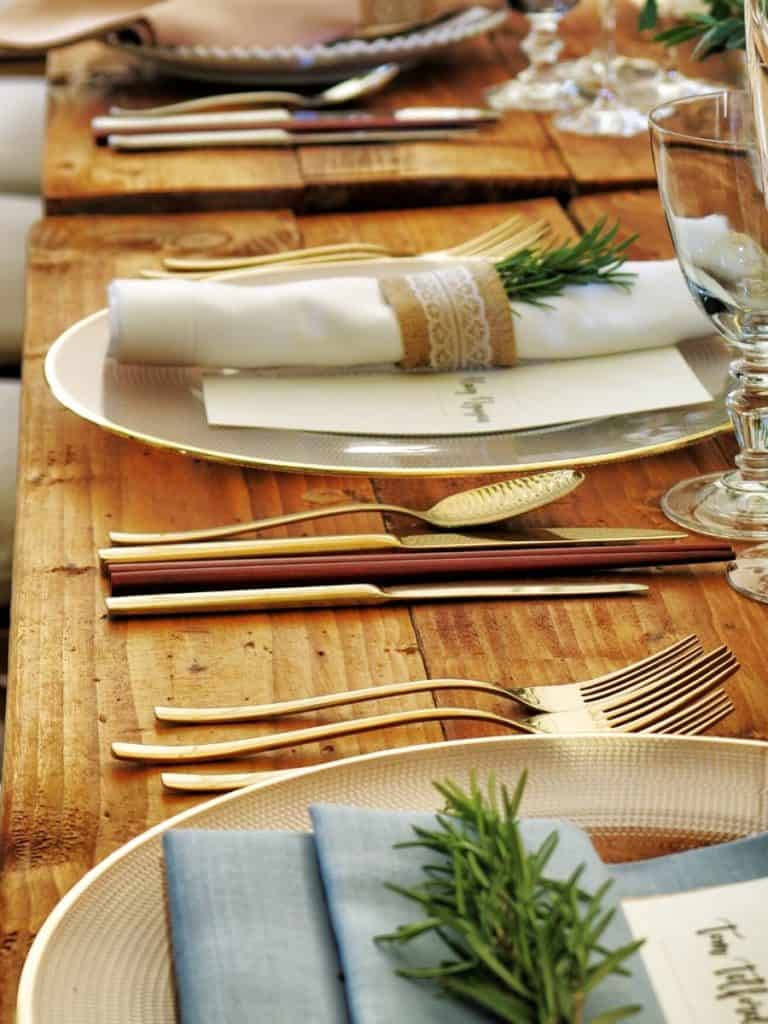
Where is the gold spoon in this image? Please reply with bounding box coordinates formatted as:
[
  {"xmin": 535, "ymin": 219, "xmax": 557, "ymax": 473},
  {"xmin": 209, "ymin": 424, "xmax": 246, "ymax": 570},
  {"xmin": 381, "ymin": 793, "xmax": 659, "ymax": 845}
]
[
  {"xmin": 109, "ymin": 63, "xmax": 402, "ymax": 118},
  {"xmin": 109, "ymin": 469, "xmax": 585, "ymax": 545}
]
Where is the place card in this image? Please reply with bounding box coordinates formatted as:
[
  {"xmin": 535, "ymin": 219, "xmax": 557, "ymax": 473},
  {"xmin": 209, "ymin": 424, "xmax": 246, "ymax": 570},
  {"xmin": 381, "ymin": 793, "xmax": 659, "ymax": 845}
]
[
  {"xmin": 201, "ymin": 346, "xmax": 711, "ymax": 436},
  {"xmin": 623, "ymin": 876, "xmax": 768, "ymax": 1023}
]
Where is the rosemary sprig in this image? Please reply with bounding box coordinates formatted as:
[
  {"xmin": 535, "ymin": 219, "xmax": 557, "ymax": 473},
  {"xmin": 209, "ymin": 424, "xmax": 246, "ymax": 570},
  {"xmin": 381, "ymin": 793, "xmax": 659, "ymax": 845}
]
[
  {"xmin": 494, "ymin": 220, "xmax": 636, "ymax": 308},
  {"xmin": 638, "ymin": 0, "xmax": 744, "ymax": 56},
  {"xmin": 376, "ymin": 773, "xmax": 644, "ymax": 1024}
]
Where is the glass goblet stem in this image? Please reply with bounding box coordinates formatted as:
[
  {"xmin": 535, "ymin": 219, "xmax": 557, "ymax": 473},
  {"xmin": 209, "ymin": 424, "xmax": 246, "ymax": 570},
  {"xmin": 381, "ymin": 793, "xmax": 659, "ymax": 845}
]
[{"xmin": 519, "ymin": 10, "xmax": 566, "ymax": 82}]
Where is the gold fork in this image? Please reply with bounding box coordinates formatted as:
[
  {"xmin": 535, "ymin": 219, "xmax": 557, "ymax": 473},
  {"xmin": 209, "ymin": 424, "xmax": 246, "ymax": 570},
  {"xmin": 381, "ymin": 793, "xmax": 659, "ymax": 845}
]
[
  {"xmin": 155, "ymin": 635, "xmax": 702, "ymax": 722},
  {"xmin": 112, "ymin": 645, "xmax": 737, "ymax": 765},
  {"xmin": 161, "ymin": 688, "xmax": 734, "ymax": 794},
  {"xmin": 145, "ymin": 214, "xmax": 550, "ymax": 278}
]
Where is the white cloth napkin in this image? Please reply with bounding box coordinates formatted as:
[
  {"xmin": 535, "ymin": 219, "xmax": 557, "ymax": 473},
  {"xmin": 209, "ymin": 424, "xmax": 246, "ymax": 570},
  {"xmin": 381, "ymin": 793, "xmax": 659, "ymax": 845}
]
[{"xmin": 108, "ymin": 260, "xmax": 712, "ymax": 371}]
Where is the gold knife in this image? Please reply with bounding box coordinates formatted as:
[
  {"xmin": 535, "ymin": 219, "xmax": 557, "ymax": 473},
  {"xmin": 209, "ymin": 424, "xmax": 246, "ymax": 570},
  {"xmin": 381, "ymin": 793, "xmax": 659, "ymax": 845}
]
[
  {"xmin": 105, "ymin": 579, "xmax": 647, "ymax": 617},
  {"xmin": 98, "ymin": 527, "xmax": 686, "ymax": 569}
]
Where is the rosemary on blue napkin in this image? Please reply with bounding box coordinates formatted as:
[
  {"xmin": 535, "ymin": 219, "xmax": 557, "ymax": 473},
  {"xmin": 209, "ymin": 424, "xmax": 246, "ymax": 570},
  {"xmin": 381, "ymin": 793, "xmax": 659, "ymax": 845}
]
[{"xmin": 162, "ymin": 797, "xmax": 768, "ymax": 1023}]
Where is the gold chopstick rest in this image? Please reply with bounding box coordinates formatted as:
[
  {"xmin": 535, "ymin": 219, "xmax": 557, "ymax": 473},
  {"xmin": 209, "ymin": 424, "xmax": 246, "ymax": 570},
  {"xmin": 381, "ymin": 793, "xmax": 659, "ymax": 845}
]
[
  {"xmin": 105, "ymin": 579, "xmax": 648, "ymax": 617},
  {"xmin": 97, "ymin": 527, "xmax": 687, "ymax": 570}
]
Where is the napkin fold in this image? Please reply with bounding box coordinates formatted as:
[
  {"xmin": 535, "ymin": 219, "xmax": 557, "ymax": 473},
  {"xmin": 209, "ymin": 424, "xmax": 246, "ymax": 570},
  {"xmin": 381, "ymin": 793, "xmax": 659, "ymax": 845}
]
[
  {"xmin": 108, "ymin": 259, "xmax": 712, "ymax": 374},
  {"xmin": 309, "ymin": 806, "xmax": 664, "ymax": 1023},
  {"xmin": 162, "ymin": 829, "xmax": 349, "ymax": 1024},
  {"xmin": 0, "ymin": 0, "xmax": 474, "ymax": 52}
]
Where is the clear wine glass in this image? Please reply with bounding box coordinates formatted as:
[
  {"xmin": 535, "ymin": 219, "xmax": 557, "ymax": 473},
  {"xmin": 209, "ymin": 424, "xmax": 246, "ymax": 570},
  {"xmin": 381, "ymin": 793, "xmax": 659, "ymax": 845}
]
[
  {"xmin": 621, "ymin": 0, "xmax": 719, "ymax": 110},
  {"xmin": 485, "ymin": 0, "xmax": 582, "ymax": 112},
  {"xmin": 650, "ymin": 91, "xmax": 768, "ymax": 602},
  {"xmin": 553, "ymin": 0, "xmax": 648, "ymax": 135}
]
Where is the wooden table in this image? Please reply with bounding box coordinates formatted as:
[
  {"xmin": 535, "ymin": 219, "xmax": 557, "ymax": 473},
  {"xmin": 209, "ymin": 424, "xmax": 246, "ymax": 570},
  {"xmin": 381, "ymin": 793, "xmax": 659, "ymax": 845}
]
[
  {"xmin": 42, "ymin": 9, "xmax": 740, "ymax": 214},
  {"xmin": 1, "ymin": 186, "xmax": 766, "ymax": 1021}
]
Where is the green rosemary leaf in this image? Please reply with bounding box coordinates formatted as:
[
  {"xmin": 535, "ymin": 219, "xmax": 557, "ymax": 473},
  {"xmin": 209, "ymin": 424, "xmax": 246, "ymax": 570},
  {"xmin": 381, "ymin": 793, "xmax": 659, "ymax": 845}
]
[
  {"xmin": 376, "ymin": 773, "xmax": 645, "ymax": 1023},
  {"xmin": 589, "ymin": 1006, "xmax": 644, "ymax": 1024},
  {"xmin": 494, "ymin": 220, "xmax": 636, "ymax": 308},
  {"xmin": 443, "ymin": 974, "xmax": 535, "ymax": 1022}
]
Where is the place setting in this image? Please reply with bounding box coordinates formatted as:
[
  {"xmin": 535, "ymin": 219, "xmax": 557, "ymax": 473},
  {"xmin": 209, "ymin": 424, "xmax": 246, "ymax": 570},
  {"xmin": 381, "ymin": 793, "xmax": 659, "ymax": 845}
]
[{"xmin": 6, "ymin": 1, "xmax": 768, "ymax": 1023}]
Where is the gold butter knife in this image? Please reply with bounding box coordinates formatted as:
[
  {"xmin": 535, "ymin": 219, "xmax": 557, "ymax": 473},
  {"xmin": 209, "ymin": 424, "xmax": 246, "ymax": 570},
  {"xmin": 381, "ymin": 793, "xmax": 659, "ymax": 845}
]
[
  {"xmin": 98, "ymin": 527, "xmax": 686, "ymax": 569},
  {"xmin": 105, "ymin": 579, "xmax": 647, "ymax": 618}
]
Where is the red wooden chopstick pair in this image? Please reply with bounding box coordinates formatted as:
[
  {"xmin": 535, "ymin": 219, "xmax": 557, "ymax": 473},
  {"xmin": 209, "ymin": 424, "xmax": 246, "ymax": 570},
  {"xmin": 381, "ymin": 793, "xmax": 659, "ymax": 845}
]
[{"xmin": 106, "ymin": 541, "xmax": 735, "ymax": 596}]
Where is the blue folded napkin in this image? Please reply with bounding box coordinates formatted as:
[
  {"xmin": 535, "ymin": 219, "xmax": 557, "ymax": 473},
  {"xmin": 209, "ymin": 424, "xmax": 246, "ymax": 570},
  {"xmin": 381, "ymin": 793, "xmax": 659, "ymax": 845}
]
[
  {"xmin": 163, "ymin": 830, "xmax": 349, "ymax": 1024},
  {"xmin": 163, "ymin": 817, "xmax": 768, "ymax": 1024},
  {"xmin": 309, "ymin": 805, "xmax": 664, "ymax": 1024}
]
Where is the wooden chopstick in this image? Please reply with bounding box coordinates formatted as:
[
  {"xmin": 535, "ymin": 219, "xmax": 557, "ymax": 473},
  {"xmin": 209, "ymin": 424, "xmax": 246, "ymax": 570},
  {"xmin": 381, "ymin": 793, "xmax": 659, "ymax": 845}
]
[{"xmin": 107, "ymin": 542, "xmax": 734, "ymax": 595}]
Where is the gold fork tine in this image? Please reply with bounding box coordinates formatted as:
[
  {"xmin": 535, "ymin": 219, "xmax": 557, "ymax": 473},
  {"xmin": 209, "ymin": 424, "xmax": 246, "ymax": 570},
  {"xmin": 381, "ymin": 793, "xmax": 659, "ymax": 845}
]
[
  {"xmin": 447, "ymin": 221, "xmax": 549, "ymax": 259},
  {"xmin": 654, "ymin": 691, "xmax": 734, "ymax": 735},
  {"xmin": 580, "ymin": 635, "xmax": 701, "ymax": 697},
  {"xmin": 609, "ymin": 650, "xmax": 738, "ymax": 732},
  {"xmin": 154, "ymin": 636, "xmax": 705, "ymax": 723},
  {"xmin": 647, "ymin": 688, "xmax": 731, "ymax": 733},
  {"xmin": 600, "ymin": 646, "xmax": 734, "ymax": 720}
]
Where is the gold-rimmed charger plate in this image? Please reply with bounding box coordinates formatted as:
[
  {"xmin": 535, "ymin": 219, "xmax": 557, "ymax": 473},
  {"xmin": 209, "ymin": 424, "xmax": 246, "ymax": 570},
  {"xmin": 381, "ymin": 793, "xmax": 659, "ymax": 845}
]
[
  {"xmin": 44, "ymin": 259, "xmax": 731, "ymax": 477},
  {"xmin": 17, "ymin": 733, "xmax": 768, "ymax": 1024}
]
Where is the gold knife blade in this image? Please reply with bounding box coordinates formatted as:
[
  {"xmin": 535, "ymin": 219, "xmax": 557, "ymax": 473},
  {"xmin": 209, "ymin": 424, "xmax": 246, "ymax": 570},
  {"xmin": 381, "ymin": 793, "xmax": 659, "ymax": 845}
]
[
  {"xmin": 98, "ymin": 527, "xmax": 686, "ymax": 569},
  {"xmin": 105, "ymin": 579, "xmax": 647, "ymax": 617}
]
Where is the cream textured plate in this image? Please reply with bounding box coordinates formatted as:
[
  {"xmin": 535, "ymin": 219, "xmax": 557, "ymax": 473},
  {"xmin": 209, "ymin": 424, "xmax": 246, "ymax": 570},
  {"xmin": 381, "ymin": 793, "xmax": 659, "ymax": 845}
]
[
  {"xmin": 109, "ymin": 6, "xmax": 508, "ymax": 85},
  {"xmin": 44, "ymin": 259, "xmax": 731, "ymax": 477},
  {"xmin": 17, "ymin": 734, "xmax": 768, "ymax": 1024}
]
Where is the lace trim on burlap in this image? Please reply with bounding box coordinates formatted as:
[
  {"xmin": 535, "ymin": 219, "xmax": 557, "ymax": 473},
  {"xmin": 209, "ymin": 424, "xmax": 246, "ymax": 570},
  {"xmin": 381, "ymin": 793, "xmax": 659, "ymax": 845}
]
[{"xmin": 379, "ymin": 262, "xmax": 517, "ymax": 371}]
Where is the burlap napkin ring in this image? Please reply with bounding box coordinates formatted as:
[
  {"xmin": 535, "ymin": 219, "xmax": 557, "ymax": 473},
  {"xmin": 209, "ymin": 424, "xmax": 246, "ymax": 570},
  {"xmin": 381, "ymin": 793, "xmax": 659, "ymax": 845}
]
[{"xmin": 379, "ymin": 261, "xmax": 517, "ymax": 371}]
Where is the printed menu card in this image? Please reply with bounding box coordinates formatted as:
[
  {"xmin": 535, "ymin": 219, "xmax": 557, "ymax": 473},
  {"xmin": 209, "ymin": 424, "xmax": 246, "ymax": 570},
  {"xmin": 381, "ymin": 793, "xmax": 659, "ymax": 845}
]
[
  {"xmin": 202, "ymin": 347, "xmax": 711, "ymax": 436},
  {"xmin": 623, "ymin": 876, "xmax": 768, "ymax": 1023}
]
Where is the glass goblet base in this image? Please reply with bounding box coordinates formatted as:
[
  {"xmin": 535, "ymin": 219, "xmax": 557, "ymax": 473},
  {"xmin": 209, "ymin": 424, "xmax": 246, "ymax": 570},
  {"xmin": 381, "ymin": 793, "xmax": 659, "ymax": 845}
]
[
  {"xmin": 661, "ymin": 470, "xmax": 768, "ymax": 540},
  {"xmin": 726, "ymin": 545, "xmax": 768, "ymax": 603},
  {"xmin": 486, "ymin": 74, "xmax": 580, "ymax": 113},
  {"xmin": 554, "ymin": 91, "xmax": 648, "ymax": 136}
]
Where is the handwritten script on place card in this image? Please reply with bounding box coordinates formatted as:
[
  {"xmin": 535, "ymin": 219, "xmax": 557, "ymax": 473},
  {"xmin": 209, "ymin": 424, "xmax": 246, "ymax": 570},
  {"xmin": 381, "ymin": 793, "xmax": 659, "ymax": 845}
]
[
  {"xmin": 201, "ymin": 347, "xmax": 711, "ymax": 436},
  {"xmin": 623, "ymin": 877, "xmax": 768, "ymax": 1023}
]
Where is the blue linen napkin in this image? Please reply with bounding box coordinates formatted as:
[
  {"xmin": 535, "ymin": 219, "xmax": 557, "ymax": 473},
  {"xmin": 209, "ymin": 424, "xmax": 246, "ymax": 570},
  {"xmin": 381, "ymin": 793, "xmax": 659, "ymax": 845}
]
[
  {"xmin": 163, "ymin": 819, "xmax": 768, "ymax": 1024},
  {"xmin": 610, "ymin": 831, "xmax": 768, "ymax": 899},
  {"xmin": 309, "ymin": 805, "xmax": 665, "ymax": 1024},
  {"xmin": 162, "ymin": 830, "xmax": 350, "ymax": 1024}
]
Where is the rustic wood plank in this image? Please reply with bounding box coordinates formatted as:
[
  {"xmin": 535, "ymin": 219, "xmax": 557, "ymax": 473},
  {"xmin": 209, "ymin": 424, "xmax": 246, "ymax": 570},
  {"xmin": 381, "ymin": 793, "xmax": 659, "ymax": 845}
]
[
  {"xmin": 45, "ymin": 43, "xmax": 305, "ymax": 214},
  {"xmin": 299, "ymin": 37, "xmax": 571, "ymax": 210},
  {"xmin": 43, "ymin": 36, "xmax": 571, "ymax": 215}
]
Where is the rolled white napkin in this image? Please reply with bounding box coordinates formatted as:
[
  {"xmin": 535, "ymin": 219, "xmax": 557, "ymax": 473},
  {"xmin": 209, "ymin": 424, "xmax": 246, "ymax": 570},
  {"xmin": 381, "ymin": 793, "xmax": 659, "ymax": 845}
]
[{"xmin": 108, "ymin": 259, "xmax": 712, "ymax": 371}]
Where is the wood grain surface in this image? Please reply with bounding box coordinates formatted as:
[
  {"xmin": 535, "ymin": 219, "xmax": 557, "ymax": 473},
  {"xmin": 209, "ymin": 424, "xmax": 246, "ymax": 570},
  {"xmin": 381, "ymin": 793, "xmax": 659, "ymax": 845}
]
[
  {"xmin": 44, "ymin": 36, "xmax": 570, "ymax": 214},
  {"xmin": 42, "ymin": 6, "xmax": 740, "ymax": 215},
  {"xmin": 1, "ymin": 192, "xmax": 766, "ymax": 1021}
]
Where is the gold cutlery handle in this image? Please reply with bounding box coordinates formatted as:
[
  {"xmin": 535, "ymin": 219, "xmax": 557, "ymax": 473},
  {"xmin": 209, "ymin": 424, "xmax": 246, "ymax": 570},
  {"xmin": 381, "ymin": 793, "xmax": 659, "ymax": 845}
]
[
  {"xmin": 112, "ymin": 707, "xmax": 534, "ymax": 763},
  {"xmin": 109, "ymin": 503, "xmax": 419, "ymax": 544},
  {"xmin": 106, "ymin": 584, "xmax": 392, "ymax": 617},
  {"xmin": 155, "ymin": 678, "xmax": 513, "ymax": 723},
  {"xmin": 164, "ymin": 242, "xmax": 396, "ymax": 272},
  {"xmin": 162, "ymin": 770, "xmax": 296, "ymax": 792},
  {"xmin": 99, "ymin": 533, "xmax": 402, "ymax": 568}
]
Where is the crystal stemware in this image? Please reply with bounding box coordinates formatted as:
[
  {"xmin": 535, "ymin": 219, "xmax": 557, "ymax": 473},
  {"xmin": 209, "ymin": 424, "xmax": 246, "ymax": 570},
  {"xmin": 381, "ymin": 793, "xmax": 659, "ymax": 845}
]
[
  {"xmin": 650, "ymin": 91, "xmax": 768, "ymax": 601},
  {"xmin": 486, "ymin": 0, "xmax": 582, "ymax": 112},
  {"xmin": 554, "ymin": 0, "xmax": 648, "ymax": 135}
]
